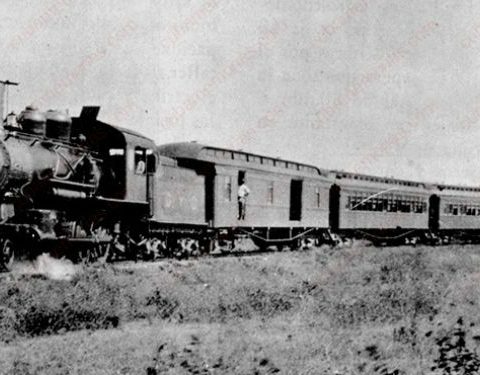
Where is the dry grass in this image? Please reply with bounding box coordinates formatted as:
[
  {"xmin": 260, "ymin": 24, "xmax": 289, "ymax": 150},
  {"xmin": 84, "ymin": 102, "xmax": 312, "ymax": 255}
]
[{"xmin": 2, "ymin": 243, "xmax": 480, "ymax": 374}]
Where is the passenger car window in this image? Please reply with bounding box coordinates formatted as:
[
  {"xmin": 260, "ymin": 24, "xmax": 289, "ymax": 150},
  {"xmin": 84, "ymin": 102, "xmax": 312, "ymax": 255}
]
[
  {"xmin": 268, "ymin": 181, "xmax": 274, "ymax": 204},
  {"xmin": 315, "ymin": 187, "xmax": 321, "ymax": 208},
  {"xmin": 224, "ymin": 176, "xmax": 232, "ymax": 202}
]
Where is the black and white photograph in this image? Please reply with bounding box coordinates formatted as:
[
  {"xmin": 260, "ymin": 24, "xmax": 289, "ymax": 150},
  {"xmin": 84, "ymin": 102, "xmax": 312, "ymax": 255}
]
[{"xmin": 1, "ymin": 1, "xmax": 480, "ymax": 374}]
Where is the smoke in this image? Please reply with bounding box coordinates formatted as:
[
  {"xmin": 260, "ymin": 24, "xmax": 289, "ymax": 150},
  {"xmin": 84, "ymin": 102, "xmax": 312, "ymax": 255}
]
[{"xmin": 12, "ymin": 253, "xmax": 79, "ymax": 281}]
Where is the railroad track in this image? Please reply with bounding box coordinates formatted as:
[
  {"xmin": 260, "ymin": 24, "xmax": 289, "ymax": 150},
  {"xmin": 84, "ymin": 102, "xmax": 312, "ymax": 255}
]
[
  {"xmin": 0, "ymin": 242, "xmax": 337, "ymax": 279},
  {"xmin": 8, "ymin": 236, "xmax": 473, "ymax": 278}
]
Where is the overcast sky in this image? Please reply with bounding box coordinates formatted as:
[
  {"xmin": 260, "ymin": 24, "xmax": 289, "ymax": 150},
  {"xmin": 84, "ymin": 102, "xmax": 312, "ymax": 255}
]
[{"xmin": 1, "ymin": 0, "xmax": 479, "ymax": 185}]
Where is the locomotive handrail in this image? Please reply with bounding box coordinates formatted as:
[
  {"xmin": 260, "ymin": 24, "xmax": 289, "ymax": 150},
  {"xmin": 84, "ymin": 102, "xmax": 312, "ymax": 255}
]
[
  {"xmin": 49, "ymin": 178, "xmax": 96, "ymax": 190},
  {"xmin": 96, "ymin": 196, "xmax": 149, "ymax": 205},
  {"xmin": 4, "ymin": 129, "xmax": 100, "ymax": 157}
]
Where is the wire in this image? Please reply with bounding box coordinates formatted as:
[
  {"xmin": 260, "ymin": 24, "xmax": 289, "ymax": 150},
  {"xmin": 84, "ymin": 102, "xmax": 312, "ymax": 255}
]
[
  {"xmin": 350, "ymin": 187, "xmax": 399, "ymax": 210},
  {"xmin": 355, "ymin": 229, "xmax": 418, "ymax": 241}
]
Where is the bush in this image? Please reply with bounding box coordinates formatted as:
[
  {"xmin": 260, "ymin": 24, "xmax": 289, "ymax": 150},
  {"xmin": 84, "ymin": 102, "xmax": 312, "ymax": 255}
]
[
  {"xmin": 318, "ymin": 248, "xmax": 443, "ymax": 326},
  {"xmin": 215, "ymin": 287, "xmax": 295, "ymax": 321},
  {"xmin": 432, "ymin": 318, "xmax": 480, "ymax": 374},
  {"xmin": 0, "ymin": 269, "xmax": 121, "ymax": 340},
  {"xmin": 144, "ymin": 289, "xmax": 180, "ymax": 320},
  {"xmin": 0, "ymin": 306, "xmax": 16, "ymax": 343}
]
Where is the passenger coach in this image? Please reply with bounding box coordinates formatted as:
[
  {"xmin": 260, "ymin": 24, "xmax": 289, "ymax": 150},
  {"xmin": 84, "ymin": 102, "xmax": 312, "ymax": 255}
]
[
  {"xmin": 434, "ymin": 184, "xmax": 480, "ymax": 239},
  {"xmin": 330, "ymin": 171, "xmax": 433, "ymax": 244},
  {"xmin": 158, "ymin": 142, "xmax": 333, "ymax": 249}
]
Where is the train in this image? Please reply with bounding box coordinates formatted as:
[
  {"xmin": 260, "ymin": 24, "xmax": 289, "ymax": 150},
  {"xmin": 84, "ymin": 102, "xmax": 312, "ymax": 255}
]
[{"xmin": 1, "ymin": 104, "xmax": 480, "ymax": 270}]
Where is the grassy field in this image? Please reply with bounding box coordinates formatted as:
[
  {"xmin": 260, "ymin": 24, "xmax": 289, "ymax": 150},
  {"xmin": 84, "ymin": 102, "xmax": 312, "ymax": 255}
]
[{"xmin": 2, "ymin": 243, "xmax": 480, "ymax": 374}]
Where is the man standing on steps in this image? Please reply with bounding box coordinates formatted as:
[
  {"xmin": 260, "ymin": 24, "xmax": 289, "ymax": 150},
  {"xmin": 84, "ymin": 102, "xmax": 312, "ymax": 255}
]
[{"xmin": 237, "ymin": 178, "xmax": 250, "ymax": 220}]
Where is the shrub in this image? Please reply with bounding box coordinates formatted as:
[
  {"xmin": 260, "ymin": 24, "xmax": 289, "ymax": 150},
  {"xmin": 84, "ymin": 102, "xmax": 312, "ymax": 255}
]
[
  {"xmin": 0, "ymin": 269, "xmax": 121, "ymax": 340},
  {"xmin": 432, "ymin": 318, "xmax": 480, "ymax": 374}
]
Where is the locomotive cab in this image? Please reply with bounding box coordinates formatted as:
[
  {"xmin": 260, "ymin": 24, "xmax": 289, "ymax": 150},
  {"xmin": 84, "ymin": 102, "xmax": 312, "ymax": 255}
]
[{"xmin": 72, "ymin": 107, "xmax": 157, "ymax": 213}]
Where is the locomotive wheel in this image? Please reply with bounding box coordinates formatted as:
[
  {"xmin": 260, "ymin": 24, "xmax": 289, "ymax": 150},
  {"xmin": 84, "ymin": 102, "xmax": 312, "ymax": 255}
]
[
  {"xmin": 78, "ymin": 245, "xmax": 100, "ymax": 264},
  {"xmin": 289, "ymin": 239, "xmax": 301, "ymax": 251},
  {"xmin": 78, "ymin": 247, "xmax": 92, "ymax": 264},
  {"xmin": 1, "ymin": 239, "xmax": 14, "ymax": 271},
  {"xmin": 97, "ymin": 243, "xmax": 112, "ymax": 263},
  {"xmin": 88, "ymin": 243, "xmax": 110, "ymax": 263}
]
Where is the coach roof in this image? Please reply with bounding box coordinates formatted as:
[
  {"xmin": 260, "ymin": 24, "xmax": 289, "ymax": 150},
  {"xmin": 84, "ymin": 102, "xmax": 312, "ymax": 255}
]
[{"xmin": 158, "ymin": 142, "xmax": 329, "ymax": 177}]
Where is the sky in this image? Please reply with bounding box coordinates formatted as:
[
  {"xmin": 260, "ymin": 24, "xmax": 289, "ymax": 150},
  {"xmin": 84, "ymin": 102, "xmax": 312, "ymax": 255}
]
[{"xmin": 1, "ymin": 0, "xmax": 480, "ymax": 185}]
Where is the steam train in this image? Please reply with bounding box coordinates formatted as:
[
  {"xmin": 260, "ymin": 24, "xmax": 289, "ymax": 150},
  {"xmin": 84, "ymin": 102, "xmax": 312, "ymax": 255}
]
[{"xmin": 1, "ymin": 104, "xmax": 480, "ymax": 271}]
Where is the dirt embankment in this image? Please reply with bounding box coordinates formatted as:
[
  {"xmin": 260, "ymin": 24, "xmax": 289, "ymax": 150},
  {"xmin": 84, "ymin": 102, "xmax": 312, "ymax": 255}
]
[{"xmin": 3, "ymin": 244, "xmax": 480, "ymax": 374}]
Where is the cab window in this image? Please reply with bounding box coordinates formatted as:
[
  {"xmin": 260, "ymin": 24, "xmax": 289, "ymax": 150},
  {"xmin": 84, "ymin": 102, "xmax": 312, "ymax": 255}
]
[
  {"xmin": 134, "ymin": 147, "xmax": 146, "ymax": 175},
  {"xmin": 146, "ymin": 149, "xmax": 156, "ymax": 173}
]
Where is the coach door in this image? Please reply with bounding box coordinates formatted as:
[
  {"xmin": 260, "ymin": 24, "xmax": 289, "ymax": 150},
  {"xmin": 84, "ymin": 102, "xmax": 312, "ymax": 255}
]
[
  {"xmin": 429, "ymin": 194, "xmax": 440, "ymax": 231},
  {"xmin": 145, "ymin": 150, "xmax": 156, "ymax": 216},
  {"xmin": 205, "ymin": 172, "xmax": 215, "ymax": 225},
  {"xmin": 102, "ymin": 147, "xmax": 126, "ymax": 199},
  {"xmin": 290, "ymin": 179, "xmax": 303, "ymax": 221},
  {"xmin": 329, "ymin": 184, "xmax": 340, "ymax": 231}
]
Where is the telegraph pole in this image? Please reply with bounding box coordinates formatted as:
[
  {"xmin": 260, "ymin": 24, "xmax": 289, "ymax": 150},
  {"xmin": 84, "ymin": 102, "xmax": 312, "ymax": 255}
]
[{"xmin": 0, "ymin": 80, "xmax": 19, "ymax": 119}]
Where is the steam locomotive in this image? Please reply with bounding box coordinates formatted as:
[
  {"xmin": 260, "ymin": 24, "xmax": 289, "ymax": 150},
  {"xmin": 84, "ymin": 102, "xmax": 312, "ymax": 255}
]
[
  {"xmin": 0, "ymin": 105, "xmax": 153, "ymax": 270},
  {"xmin": 1, "ymin": 104, "xmax": 480, "ymax": 271}
]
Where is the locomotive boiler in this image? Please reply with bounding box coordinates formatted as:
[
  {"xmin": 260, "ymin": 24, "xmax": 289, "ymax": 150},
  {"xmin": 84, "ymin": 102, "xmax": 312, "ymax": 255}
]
[{"xmin": 0, "ymin": 105, "xmax": 104, "ymax": 269}]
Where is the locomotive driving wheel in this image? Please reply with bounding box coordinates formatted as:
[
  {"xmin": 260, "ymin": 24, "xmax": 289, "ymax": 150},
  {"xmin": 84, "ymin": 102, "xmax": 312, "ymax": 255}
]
[{"xmin": 0, "ymin": 239, "xmax": 14, "ymax": 271}]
